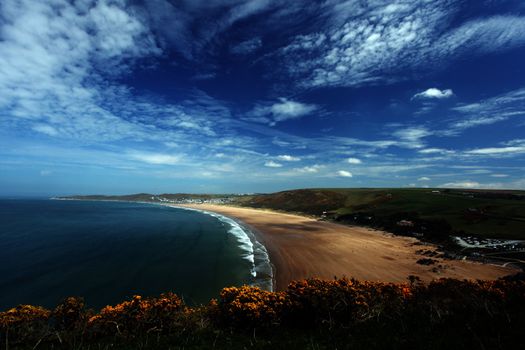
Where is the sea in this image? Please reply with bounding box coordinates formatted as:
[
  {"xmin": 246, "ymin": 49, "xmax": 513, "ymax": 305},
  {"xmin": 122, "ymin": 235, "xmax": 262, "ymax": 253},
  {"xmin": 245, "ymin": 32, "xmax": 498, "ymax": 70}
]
[{"xmin": 0, "ymin": 199, "xmax": 272, "ymax": 310}]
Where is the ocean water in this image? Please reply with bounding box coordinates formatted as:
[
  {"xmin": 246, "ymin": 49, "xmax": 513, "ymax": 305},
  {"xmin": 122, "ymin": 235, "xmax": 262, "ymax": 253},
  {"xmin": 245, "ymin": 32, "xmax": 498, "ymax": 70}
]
[{"xmin": 0, "ymin": 199, "xmax": 272, "ymax": 310}]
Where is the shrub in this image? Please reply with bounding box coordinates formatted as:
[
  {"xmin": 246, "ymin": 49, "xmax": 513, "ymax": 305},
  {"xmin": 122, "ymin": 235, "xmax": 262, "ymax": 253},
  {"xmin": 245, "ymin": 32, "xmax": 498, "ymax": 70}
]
[
  {"xmin": 52, "ymin": 297, "xmax": 88, "ymax": 331},
  {"xmin": 284, "ymin": 278, "xmax": 407, "ymax": 328},
  {"xmin": 217, "ymin": 286, "xmax": 287, "ymax": 328},
  {"xmin": 87, "ymin": 292, "xmax": 186, "ymax": 338},
  {"xmin": 0, "ymin": 278, "xmax": 523, "ymax": 348},
  {"xmin": 0, "ymin": 305, "xmax": 50, "ymax": 345}
]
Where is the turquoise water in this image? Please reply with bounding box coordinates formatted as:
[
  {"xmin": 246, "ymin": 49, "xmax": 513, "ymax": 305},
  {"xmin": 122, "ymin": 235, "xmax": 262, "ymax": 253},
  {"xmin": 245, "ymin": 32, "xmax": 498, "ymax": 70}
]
[{"xmin": 0, "ymin": 199, "xmax": 271, "ymax": 310}]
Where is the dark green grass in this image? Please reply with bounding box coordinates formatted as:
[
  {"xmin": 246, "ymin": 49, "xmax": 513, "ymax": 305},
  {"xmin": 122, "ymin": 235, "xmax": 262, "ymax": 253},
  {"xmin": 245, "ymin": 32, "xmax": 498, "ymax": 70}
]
[{"xmin": 236, "ymin": 188, "xmax": 525, "ymax": 239}]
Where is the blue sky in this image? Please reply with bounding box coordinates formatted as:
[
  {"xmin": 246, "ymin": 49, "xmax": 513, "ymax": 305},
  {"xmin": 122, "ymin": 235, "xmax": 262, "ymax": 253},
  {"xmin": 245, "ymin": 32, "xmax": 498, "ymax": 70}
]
[{"xmin": 1, "ymin": 0, "xmax": 525, "ymax": 196}]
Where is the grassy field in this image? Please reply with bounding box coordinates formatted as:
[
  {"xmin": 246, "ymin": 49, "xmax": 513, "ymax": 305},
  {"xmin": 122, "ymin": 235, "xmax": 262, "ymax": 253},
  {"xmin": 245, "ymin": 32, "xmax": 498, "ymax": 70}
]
[{"xmin": 234, "ymin": 188, "xmax": 525, "ymax": 240}]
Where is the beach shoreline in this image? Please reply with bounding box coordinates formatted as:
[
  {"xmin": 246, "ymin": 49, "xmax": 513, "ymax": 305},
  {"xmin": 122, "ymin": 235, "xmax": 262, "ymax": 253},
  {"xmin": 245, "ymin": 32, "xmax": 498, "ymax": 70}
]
[
  {"xmin": 167, "ymin": 204, "xmax": 274, "ymax": 291},
  {"xmin": 53, "ymin": 198, "xmax": 276, "ymax": 290},
  {"xmin": 172, "ymin": 203, "xmax": 519, "ymax": 290},
  {"xmin": 52, "ymin": 198, "xmax": 520, "ymax": 290}
]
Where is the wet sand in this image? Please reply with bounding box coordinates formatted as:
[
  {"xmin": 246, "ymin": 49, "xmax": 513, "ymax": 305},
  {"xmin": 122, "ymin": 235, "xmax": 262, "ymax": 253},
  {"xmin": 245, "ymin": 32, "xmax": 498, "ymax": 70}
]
[{"xmin": 171, "ymin": 204, "xmax": 518, "ymax": 290}]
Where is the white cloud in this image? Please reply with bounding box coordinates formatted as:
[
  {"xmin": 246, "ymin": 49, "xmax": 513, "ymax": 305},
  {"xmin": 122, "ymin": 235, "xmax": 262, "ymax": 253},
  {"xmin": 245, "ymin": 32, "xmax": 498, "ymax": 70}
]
[
  {"xmin": 337, "ymin": 170, "xmax": 353, "ymax": 177},
  {"xmin": 270, "ymin": 99, "xmax": 317, "ymax": 122},
  {"xmin": 264, "ymin": 160, "xmax": 283, "ymax": 168},
  {"xmin": 296, "ymin": 164, "xmax": 323, "ymax": 173},
  {"xmin": 439, "ymin": 181, "xmax": 481, "ymax": 189},
  {"xmin": 130, "ymin": 152, "xmax": 181, "ymax": 165},
  {"xmin": 247, "ymin": 98, "xmax": 318, "ymax": 126},
  {"xmin": 277, "ymin": 154, "xmax": 301, "ymax": 161},
  {"xmin": 346, "ymin": 157, "xmax": 362, "ymax": 164},
  {"xmin": 418, "ymin": 176, "xmax": 430, "ymax": 181},
  {"xmin": 412, "ymin": 88, "xmax": 454, "ymax": 100},
  {"xmin": 0, "ymin": 0, "xmax": 162, "ymax": 142},
  {"xmin": 393, "ymin": 127, "xmax": 431, "ymax": 141}
]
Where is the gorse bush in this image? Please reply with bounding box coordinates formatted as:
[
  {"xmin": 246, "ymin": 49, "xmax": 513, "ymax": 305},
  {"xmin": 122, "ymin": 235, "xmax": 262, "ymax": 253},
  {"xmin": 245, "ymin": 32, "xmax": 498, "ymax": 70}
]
[
  {"xmin": 88, "ymin": 292, "xmax": 186, "ymax": 337},
  {"xmin": 0, "ymin": 305, "xmax": 50, "ymax": 345},
  {"xmin": 1, "ymin": 278, "xmax": 524, "ymax": 349},
  {"xmin": 284, "ymin": 279, "xmax": 408, "ymax": 327},
  {"xmin": 217, "ymin": 285, "xmax": 287, "ymax": 327}
]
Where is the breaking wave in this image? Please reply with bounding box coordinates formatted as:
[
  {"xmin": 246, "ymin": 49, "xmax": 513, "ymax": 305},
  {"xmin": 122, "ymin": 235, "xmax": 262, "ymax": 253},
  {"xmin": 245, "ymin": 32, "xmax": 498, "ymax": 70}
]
[{"xmin": 171, "ymin": 206, "xmax": 274, "ymax": 291}]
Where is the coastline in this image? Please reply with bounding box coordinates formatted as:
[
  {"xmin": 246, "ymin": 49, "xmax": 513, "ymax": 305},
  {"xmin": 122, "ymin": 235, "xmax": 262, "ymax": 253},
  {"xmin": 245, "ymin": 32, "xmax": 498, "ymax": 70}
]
[
  {"xmin": 53, "ymin": 198, "xmax": 520, "ymax": 290},
  {"xmin": 166, "ymin": 204, "xmax": 274, "ymax": 291},
  {"xmin": 54, "ymin": 198, "xmax": 274, "ymax": 291},
  {"xmin": 174, "ymin": 203, "xmax": 519, "ymax": 290}
]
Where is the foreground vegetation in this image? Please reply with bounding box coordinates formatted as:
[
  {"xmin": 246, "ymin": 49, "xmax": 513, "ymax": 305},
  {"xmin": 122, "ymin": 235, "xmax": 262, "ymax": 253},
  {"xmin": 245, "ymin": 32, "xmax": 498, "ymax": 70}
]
[{"xmin": 2, "ymin": 277, "xmax": 524, "ymax": 349}]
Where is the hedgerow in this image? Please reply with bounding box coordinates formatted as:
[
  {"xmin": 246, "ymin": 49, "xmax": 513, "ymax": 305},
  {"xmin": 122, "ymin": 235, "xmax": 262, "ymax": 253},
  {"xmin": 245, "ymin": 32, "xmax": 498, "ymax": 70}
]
[{"xmin": 1, "ymin": 277, "xmax": 523, "ymax": 349}]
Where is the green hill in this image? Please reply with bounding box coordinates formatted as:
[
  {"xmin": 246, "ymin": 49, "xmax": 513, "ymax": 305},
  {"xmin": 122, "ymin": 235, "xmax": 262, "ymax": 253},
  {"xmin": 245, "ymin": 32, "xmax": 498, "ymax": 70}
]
[{"xmin": 235, "ymin": 188, "xmax": 525, "ymax": 240}]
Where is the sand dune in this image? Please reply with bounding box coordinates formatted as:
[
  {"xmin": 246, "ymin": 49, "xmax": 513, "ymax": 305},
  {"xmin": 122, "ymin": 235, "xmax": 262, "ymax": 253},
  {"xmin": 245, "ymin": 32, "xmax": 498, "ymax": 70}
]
[{"xmin": 173, "ymin": 204, "xmax": 517, "ymax": 290}]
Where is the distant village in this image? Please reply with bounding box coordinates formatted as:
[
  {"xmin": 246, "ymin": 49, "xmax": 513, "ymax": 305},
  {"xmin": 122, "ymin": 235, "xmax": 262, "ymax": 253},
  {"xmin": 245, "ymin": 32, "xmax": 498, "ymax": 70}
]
[{"xmin": 150, "ymin": 196, "xmax": 235, "ymax": 205}]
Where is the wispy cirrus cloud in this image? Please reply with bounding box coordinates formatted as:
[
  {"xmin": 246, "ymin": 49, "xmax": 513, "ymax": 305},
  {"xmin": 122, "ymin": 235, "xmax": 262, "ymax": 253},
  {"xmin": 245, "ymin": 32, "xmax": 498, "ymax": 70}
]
[
  {"xmin": 296, "ymin": 164, "xmax": 323, "ymax": 173},
  {"xmin": 465, "ymin": 146, "xmax": 525, "ymax": 155},
  {"xmin": 449, "ymin": 115, "xmax": 509, "ymax": 130},
  {"xmin": 418, "ymin": 148, "xmax": 455, "ymax": 155},
  {"xmin": 141, "ymin": 0, "xmax": 310, "ymax": 60},
  {"xmin": 279, "ymin": 1, "xmax": 525, "ymax": 88},
  {"xmin": 447, "ymin": 88, "xmax": 525, "ymax": 132}
]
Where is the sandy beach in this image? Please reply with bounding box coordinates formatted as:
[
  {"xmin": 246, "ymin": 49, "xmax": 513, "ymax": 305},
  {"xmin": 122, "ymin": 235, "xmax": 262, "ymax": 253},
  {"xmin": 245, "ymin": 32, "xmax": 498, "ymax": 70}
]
[{"xmin": 172, "ymin": 204, "xmax": 518, "ymax": 290}]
